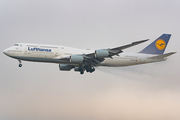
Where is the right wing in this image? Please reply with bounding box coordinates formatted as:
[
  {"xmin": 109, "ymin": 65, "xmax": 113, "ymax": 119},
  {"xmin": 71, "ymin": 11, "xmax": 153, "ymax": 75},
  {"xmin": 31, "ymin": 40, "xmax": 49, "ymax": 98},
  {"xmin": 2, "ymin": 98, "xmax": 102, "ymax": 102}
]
[{"xmin": 85, "ymin": 39, "xmax": 149, "ymax": 58}]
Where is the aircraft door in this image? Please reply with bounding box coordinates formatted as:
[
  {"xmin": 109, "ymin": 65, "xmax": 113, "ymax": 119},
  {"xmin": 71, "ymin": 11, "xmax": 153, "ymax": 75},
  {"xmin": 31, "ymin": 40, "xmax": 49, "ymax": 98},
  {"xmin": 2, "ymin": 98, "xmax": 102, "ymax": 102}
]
[
  {"xmin": 54, "ymin": 48, "xmax": 59, "ymax": 57},
  {"xmin": 24, "ymin": 46, "xmax": 31, "ymax": 55},
  {"xmin": 24, "ymin": 47, "xmax": 29, "ymax": 55}
]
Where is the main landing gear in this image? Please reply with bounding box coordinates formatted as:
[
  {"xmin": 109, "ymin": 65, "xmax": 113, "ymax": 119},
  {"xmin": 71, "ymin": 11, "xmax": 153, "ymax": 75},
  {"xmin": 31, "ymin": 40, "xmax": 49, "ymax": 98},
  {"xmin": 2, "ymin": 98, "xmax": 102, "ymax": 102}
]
[
  {"xmin": 80, "ymin": 71, "xmax": 84, "ymax": 75},
  {"xmin": 79, "ymin": 65, "xmax": 95, "ymax": 74},
  {"xmin": 86, "ymin": 67, "xmax": 95, "ymax": 73},
  {"xmin": 18, "ymin": 59, "xmax": 22, "ymax": 67}
]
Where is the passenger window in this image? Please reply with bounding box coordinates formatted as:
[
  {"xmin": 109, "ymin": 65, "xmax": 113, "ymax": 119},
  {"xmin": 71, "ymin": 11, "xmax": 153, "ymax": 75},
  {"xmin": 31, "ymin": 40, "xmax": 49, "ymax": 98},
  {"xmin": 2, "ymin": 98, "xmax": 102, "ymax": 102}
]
[{"xmin": 14, "ymin": 44, "xmax": 19, "ymax": 46}]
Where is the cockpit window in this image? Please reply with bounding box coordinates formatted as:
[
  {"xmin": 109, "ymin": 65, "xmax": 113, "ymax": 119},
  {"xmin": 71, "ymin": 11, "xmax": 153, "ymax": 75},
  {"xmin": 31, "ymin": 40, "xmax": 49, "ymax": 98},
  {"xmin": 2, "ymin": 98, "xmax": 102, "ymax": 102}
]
[{"xmin": 14, "ymin": 44, "xmax": 19, "ymax": 46}]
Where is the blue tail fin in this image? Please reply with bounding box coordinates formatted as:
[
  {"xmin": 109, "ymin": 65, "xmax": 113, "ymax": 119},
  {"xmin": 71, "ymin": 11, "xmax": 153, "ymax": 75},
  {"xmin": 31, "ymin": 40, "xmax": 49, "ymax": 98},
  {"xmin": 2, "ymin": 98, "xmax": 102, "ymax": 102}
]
[{"xmin": 140, "ymin": 34, "xmax": 171, "ymax": 54}]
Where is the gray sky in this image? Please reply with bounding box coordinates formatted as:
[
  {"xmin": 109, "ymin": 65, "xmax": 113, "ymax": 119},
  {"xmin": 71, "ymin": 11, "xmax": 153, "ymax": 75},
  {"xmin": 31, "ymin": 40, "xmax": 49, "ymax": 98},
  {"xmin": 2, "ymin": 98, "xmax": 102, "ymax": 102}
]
[{"xmin": 0, "ymin": 0, "xmax": 180, "ymax": 120}]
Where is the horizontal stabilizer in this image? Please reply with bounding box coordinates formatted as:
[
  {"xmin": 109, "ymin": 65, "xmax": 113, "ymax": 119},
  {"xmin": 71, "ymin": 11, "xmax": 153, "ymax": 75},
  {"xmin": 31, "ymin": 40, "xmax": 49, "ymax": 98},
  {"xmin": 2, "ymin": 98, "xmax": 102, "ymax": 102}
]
[{"xmin": 148, "ymin": 52, "xmax": 176, "ymax": 59}]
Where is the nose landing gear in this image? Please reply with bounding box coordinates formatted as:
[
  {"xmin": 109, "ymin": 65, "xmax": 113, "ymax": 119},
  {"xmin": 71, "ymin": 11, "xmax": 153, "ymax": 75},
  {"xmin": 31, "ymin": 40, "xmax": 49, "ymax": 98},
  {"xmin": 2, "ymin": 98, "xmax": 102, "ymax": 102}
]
[
  {"xmin": 18, "ymin": 59, "xmax": 22, "ymax": 67},
  {"xmin": 19, "ymin": 64, "xmax": 22, "ymax": 67}
]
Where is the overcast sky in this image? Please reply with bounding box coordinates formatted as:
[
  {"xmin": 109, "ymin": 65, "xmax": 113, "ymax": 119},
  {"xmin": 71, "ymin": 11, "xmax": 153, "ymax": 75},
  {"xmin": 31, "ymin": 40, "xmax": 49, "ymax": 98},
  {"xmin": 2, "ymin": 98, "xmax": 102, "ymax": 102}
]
[{"xmin": 0, "ymin": 0, "xmax": 180, "ymax": 120}]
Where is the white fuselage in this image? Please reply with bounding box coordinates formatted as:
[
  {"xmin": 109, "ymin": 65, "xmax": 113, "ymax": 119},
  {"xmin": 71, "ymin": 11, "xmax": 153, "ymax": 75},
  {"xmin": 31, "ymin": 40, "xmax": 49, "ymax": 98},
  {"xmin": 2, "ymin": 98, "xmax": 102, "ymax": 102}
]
[{"xmin": 3, "ymin": 43, "xmax": 166, "ymax": 67}]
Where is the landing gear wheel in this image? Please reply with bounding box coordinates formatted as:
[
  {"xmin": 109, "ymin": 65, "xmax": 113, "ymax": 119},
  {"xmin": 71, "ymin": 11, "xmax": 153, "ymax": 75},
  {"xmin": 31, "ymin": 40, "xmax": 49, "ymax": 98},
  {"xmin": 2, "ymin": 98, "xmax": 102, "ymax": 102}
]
[
  {"xmin": 80, "ymin": 71, "xmax": 84, "ymax": 75},
  {"xmin": 18, "ymin": 59, "xmax": 22, "ymax": 67},
  {"xmin": 90, "ymin": 68, "xmax": 95, "ymax": 73},
  {"xmin": 19, "ymin": 64, "xmax": 22, "ymax": 67}
]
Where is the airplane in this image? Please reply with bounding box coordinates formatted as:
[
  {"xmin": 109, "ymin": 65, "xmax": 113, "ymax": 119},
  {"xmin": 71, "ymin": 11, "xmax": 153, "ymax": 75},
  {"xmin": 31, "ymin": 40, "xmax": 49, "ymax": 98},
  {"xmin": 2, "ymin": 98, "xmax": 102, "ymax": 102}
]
[{"xmin": 3, "ymin": 34, "xmax": 176, "ymax": 74}]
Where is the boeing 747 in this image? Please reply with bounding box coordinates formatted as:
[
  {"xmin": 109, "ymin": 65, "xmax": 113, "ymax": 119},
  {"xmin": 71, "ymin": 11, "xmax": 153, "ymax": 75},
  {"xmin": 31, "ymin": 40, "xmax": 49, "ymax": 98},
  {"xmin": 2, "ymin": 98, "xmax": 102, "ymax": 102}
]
[{"xmin": 3, "ymin": 34, "xmax": 176, "ymax": 74}]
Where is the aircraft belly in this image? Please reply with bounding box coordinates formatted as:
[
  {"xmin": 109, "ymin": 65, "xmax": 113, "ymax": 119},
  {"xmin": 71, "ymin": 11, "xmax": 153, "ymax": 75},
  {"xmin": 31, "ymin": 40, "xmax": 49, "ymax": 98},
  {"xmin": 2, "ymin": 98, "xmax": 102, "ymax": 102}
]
[
  {"xmin": 10, "ymin": 55, "xmax": 69, "ymax": 64},
  {"xmin": 101, "ymin": 57, "xmax": 135, "ymax": 67}
]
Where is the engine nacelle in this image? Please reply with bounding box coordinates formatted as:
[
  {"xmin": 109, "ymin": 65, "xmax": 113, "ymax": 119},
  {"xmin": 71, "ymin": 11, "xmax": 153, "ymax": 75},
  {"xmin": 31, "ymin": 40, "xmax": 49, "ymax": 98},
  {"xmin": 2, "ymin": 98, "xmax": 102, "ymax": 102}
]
[
  {"xmin": 70, "ymin": 55, "xmax": 84, "ymax": 64},
  {"xmin": 59, "ymin": 64, "xmax": 73, "ymax": 71},
  {"xmin": 95, "ymin": 49, "xmax": 109, "ymax": 58}
]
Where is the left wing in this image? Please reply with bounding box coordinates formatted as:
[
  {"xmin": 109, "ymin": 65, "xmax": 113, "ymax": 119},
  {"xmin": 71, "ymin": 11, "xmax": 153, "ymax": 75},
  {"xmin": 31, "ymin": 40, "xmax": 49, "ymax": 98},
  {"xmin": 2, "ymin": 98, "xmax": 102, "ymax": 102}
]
[{"xmin": 57, "ymin": 39, "xmax": 148, "ymax": 66}]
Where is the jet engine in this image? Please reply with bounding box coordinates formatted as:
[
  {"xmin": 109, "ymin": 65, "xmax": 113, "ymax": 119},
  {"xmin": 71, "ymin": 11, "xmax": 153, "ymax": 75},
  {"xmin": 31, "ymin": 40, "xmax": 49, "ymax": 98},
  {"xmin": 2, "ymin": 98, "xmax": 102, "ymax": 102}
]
[
  {"xmin": 70, "ymin": 55, "xmax": 84, "ymax": 64},
  {"xmin": 95, "ymin": 49, "xmax": 109, "ymax": 58},
  {"xmin": 59, "ymin": 64, "xmax": 74, "ymax": 71}
]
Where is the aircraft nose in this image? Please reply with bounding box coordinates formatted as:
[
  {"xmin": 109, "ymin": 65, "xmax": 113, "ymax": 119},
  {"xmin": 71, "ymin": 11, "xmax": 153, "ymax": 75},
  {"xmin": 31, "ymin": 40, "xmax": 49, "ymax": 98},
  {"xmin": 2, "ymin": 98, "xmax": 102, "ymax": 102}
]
[{"xmin": 3, "ymin": 49, "xmax": 8, "ymax": 55}]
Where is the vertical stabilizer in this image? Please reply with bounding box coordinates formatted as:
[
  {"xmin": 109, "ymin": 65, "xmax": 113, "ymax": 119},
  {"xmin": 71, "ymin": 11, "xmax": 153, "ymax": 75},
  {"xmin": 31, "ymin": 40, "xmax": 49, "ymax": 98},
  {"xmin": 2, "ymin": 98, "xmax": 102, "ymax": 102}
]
[{"xmin": 140, "ymin": 34, "xmax": 171, "ymax": 54}]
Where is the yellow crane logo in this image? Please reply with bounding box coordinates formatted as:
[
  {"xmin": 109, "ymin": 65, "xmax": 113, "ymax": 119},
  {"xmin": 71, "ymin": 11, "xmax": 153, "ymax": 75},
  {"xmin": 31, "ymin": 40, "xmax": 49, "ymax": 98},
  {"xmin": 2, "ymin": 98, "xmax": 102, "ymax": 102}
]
[{"xmin": 155, "ymin": 39, "xmax": 166, "ymax": 50}]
